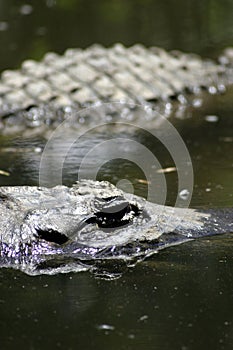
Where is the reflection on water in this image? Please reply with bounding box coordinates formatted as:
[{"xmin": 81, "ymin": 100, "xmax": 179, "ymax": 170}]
[
  {"xmin": 0, "ymin": 88, "xmax": 232, "ymax": 207},
  {"xmin": 0, "ymin": 87, "xmax": 232, "ymax": 350},
  {"xmin": 1, "ymin": 234, "xmax": 233, "ymax": 350},
  {"xmin": 0, "ymin": 0, "xmax": 233, "ymax": 349}
]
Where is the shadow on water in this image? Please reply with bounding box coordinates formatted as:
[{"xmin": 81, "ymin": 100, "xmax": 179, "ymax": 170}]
[{"xmin": 0, "ymin": 1, "xmax": 233, "ymax": 349}]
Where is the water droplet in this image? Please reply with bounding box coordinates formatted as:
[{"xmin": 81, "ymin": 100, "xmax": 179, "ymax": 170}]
[
  {"xmin": 64, "ymin": 106, "xmax": 72, "ymax": 113},
  {"xmin": 34, "ymin": 147, "xmax": 42, "ymax": 153},
  {"xmin": 192, "ymin": 98, "xmax": 202, "ymax": 108},
  {"xmin": 192, "ymin": 86, "xmax": 201, "ymax": 94},
  {"xmin": 218, "ymin": 84, "xmax": 226, "ymax": 93},
  {"xmin": 78, "ymin": 117, "xmax": 85, "ymax": 124},
  {"xmin": 165, "ymin": 102, "xmax": 172, "ymax": 111},
  {"xmin": 177, "ymin": 94, "xmax": 187, "ymax": 104},
  {"xmin": 208, "ymin": 86, "xmax": 217, "ymax": 94}
]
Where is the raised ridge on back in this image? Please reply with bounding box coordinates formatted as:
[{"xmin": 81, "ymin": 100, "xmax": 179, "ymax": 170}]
[{"xmin": 0, "ymin": 44, "xmax": 232, "ymax": 133}]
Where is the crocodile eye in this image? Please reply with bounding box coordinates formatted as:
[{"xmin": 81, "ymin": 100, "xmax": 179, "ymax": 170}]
[
  {"xmin": 36, "ymin": 228, "xmax": 69, "ymax": 245},
  {"xmin": 86, "ymin": 201, "xmax": 140, "ymax": 229}
]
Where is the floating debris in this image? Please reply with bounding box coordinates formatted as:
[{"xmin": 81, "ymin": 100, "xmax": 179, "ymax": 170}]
[
  {"xmin": 96, "ymin": 324, "xmax": 115, "ymax": 331},
  {"xmin": 156, "ymin": 167, "xmax": 177, "ymax": 174},
  {"xmin": 136, "ymin": 179, "xmax": 151, "ymax": 185},
  {"xmin": 0, "ymin": 170, "xmax": 10, "ymax": 176},
  {"xmin": 138, "ymin": 315, "xmax": 149, "ymax": 322}
]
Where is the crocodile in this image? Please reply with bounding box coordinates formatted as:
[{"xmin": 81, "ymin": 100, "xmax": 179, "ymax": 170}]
[
  {"xmin": 0, "ymin": 44, "xmax": 233, "ymax": 133},
  {"xmin": 0, "ymin": 45, "xmax": 232, "ymax": 276},
  {"xmin": 0, "ymin": 180, "xmax": 232, "ymax": 276}
]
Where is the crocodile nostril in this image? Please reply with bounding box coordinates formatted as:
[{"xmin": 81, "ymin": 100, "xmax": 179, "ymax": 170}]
[{"xmin": 36, "ymin": 228, "xmax": 69, "ymax": 245}]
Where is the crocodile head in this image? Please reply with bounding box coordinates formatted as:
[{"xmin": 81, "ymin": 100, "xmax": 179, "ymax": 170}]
[{"xmin": 0, "ymin": 180, "xmax": 214, "ymax": 275}]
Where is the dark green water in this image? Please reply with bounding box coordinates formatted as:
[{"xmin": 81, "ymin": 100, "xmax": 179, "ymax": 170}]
[
  {"xmin": 0, "ymin": 1, "xmax": 233, "ymax": 349},
  {"xmin": 0, "ymin": 0, "xmax": 233, "ymax": 71},
  {"xmin": 2, "ymin": 235, "xmax": 233, "ymax": 350}
]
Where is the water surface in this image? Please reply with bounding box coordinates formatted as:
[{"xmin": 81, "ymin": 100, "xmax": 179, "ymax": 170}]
[{"xmin": 0, "ymin": 1, "xmax": 233, "ymax": 349}]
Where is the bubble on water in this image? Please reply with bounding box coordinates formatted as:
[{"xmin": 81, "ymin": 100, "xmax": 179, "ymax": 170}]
[
  {"xmin": 34, "ymin": 147, "xmax": 42, "ymax": 153},
  {"xmin": 218, "ymin": 84, "xmax": 226, "ymax": 93},
  {"xmin": 192, "ymin": 86, "xmax": 201, "ymax": 94},
  {"xmin": 205, "ymin": 115, "xmax": 219, "ymax": 123},
  {"xmin": 165, "ymin": 102, "xmax": 172, "ymax": 111},
  {"xmin": 177, "ymin": 94, "xmax": 187, "ymax": 105},
  {"xmin": 78, "ymin": 117, "xmax": 85, "ymax": 124},
  {"xmin": 192, "ymin": 98, "xmax": 202, "ymax": 108},
  {"xmin": 208, "ymin": 86, "xmax": 217, "ymax": 95},
  {"xmin": 39, "ymin": 102, "xmax": 194, "ymax": 207},
  {"xmin": 179, "ymin": 189, "xmax": 190, "ymax": 201}
]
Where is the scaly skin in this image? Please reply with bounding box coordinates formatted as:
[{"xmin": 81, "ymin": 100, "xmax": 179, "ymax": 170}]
[
  {"xmin": 0, "ymin": 180, "xmax": 232, "ymax": 275},
  {"xmin": 0, "ymin": 44, "xmax": 232, "ymax": 133}
]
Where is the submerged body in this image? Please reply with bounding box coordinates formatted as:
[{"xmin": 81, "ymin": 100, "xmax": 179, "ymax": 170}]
[
  {"xmin": 0, "ymin": 44, "xmax": 233, "ymax": 133},
  {"xmin": 0, "ymin": 180, "xmax": 232, "ymax": 275}
]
